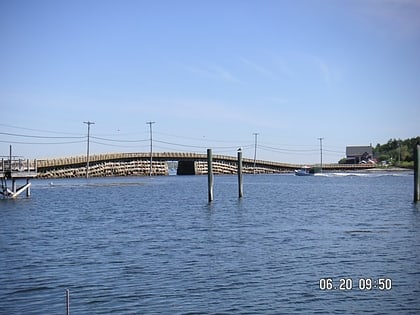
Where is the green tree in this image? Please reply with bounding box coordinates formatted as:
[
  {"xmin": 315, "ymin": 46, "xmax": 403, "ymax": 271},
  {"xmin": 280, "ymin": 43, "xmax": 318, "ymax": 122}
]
[
  {"xmin": 338, "ymin": 158, "xmax": 347, "ymax": 164},
  {"xmin": 373, "ymin": 136, "xmax": 420, "ymax": 168}
]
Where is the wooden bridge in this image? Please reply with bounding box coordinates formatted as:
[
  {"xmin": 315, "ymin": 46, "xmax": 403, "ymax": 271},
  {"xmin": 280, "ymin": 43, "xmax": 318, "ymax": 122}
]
[{"xmin": 36, "ymin": 152, "xmax": 375, "ymax": 178}]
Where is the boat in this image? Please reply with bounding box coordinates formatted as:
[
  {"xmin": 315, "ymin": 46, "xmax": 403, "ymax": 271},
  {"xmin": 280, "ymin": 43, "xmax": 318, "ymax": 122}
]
[
  {"xmin": 294, "ymin": 167, "xmax": 313, "ymax": 176},
  {"xmin": 294, "ymin": 166, "xmax": 317, "ymax": 176}
]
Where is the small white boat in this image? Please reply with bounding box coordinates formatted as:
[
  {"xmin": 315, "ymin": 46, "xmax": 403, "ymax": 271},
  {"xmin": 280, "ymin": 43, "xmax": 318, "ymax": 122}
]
[{"xmin": 294, "ymin": 167, "xmax": 314, "ymax": 176}]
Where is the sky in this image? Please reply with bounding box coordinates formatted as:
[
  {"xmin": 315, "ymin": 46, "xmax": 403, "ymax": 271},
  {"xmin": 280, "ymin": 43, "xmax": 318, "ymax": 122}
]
[{"xmin": 1, "ymin": 0, "xmax": 419, "ymax": 164}]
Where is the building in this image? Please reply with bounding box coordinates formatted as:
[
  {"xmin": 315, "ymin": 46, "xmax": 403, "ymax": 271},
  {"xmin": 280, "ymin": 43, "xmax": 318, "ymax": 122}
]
[{"xmin": 346, "ymin": 146, "xmax": 373, "ymax": 164}]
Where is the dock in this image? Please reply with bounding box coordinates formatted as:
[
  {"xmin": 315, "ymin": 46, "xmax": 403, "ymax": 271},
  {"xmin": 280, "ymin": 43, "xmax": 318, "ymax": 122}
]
[{"xmin": 1, "ymin": 156, "xmax": 37, "ymax": 199}]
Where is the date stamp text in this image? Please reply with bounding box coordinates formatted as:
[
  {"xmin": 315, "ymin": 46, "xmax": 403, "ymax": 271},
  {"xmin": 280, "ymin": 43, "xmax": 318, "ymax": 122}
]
[{"xmin": 319, "ymin": 278, "xmax": 392, "ymax": 291}]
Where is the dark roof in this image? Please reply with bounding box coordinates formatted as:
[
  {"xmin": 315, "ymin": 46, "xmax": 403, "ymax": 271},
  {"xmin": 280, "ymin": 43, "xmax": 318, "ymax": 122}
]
[{"xmin": 346, "ymin": 146, "xmax": 372, "ymax": 157}]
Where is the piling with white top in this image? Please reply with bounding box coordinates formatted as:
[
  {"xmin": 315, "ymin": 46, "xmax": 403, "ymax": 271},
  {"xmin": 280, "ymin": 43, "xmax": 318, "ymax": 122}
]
[
  {"xmin": 207, "ymin": 149, "xmax": 214, "ymax": 202},
  {"xmin": 237, "ymin": 150, "xmax": 243, "ymax": 198}
]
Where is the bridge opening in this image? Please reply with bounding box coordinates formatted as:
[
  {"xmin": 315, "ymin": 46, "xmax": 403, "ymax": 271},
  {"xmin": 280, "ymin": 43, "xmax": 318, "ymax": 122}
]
[{"xmin": 177, "ymin": 160, "xmax": 196, "ymax": 175}]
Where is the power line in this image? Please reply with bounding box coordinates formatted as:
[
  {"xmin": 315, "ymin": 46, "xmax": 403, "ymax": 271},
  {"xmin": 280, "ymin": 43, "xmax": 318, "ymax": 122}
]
[
  {"xmin": 1, "ymin": 123, "xmax": 347, "ymax": 164},
  {"xmin": 90, "ymin": 135, "xmax": 148, "ymax": 142},
  {"xmin": 0, "ymin": 132, "xmax": 84, "ymax": 139},
  {"xmin": 154, "ymin": 139, "xmax": 250, "ymax": 150},
  {"xmin": 255, "ymin": 141, "xmax": 318, "ymax": 148},
  {"xmin": 0, "ymin": 123, "xmax": 84, "ymax": 135},
  {"xmin": 323, "ymin": 149, "xmax": 345, "ymax": 154},
  {"xmin": 258, "ymin": 144, "xmax": 318, "ymax": 153},
  {"xmin": 90, "ymin": 140, "xmax": 148, "ymax": 148},
  {"xmin": 0, "ymin": 139, "xmax": 85, "ymax": 145}
]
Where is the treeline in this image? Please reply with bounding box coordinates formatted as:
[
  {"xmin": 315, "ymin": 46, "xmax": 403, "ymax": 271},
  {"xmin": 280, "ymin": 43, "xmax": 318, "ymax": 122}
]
[{"xmin": 373, "ymin": 137, "xmax": 420, "ymax": 168}]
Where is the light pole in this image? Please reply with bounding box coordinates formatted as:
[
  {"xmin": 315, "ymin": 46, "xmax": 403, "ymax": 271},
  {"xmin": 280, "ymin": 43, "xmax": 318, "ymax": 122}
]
[
  {"xmin": 83, "ymin": 121, "xmax": 95, "ymax": 178},
  {"xmin": 318, "ymin": 137, "xmax": 324, "ymax": 172},
  {"xmin": 398, "ymin": 140, "xmax": 401, "ymax": 166},
  {"xmin": 146, "ymin": 121, "xmax": 155, "ymax": 176},
  {"xmin": 253, "ymin": 132, "xmax": 259, "ymax": 174}
]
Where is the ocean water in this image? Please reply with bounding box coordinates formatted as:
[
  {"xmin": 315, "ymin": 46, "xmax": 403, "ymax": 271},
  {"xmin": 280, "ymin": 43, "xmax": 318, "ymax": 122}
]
[{"xmin": 0, "ymin": 173, "xmax": 419, "ymax": 314}]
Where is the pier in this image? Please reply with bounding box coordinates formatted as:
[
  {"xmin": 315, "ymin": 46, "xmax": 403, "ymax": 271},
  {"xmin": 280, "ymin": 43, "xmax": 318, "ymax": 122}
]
[{"xmin": 1, "ymin": 155, "xmax": 37, "ymax": 199}]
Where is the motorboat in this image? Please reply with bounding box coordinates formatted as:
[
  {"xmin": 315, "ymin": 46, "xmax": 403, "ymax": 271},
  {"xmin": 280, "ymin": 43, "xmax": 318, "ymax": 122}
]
[{"xmin": 294, "ymin": 166, "xmax": 315, "ymax": 176}]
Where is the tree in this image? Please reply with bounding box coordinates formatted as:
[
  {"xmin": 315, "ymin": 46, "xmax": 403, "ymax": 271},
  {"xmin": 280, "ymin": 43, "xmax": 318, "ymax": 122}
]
[
  {"xmin": 372, "ymin": 136, "xmax": 420, "ymax": 168},
  {"xmin": 338, "ymin": 158, "xmax": 347, "ymax": 164}
]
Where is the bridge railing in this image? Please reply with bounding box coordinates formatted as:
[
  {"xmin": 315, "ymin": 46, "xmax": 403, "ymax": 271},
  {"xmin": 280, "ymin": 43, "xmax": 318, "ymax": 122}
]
[{"xmin": 36, "ymin": 152, "xmax": 302, "ymax": 170}]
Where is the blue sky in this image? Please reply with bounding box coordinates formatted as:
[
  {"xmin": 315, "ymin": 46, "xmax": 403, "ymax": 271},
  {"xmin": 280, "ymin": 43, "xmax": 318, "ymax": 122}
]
[{"xmin": 1, "ymin": 0, "xmax": 419, "ymax": 164}]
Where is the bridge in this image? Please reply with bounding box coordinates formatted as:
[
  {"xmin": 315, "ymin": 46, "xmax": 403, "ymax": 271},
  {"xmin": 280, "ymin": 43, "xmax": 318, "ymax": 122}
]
[{"xmin": 36, "ymin": 152, "xmax": 375, "ymax": 178}]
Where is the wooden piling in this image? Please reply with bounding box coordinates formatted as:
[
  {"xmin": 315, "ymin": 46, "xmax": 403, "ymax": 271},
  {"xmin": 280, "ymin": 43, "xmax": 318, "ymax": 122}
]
[
  {"xmin": 66, "ymin": 289, "xmax": 70, "ymax": 315},
  {"xmin": 237, "ymin": 150, "xmax": 243, "ymax": 198},
  {"xmin": 414, "ymin": 142, "xmax": 420, "ymax": 203},
  {"xmin": 26, "ymin": 178, "xmax": 31, "ymax": 197},
  {"xmin": 207, "ymin": 149, "xmax": 214, "ymax": 202}
]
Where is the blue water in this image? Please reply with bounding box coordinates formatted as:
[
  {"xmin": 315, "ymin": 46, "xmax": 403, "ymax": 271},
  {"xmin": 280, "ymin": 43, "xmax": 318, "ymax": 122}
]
[{"xmin": 1, "ymin": 173, "xmax": 419, "ymax": 314}]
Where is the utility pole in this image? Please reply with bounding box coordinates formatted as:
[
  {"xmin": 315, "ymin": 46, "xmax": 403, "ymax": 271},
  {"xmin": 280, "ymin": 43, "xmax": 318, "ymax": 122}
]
[
  {"xmin": 318, "ymin": 137, "xmax": 324, "ymax": 172},
  {"xmin": 146, "ymin": 121, "xmax": 155, "ymax": 176},
  {"xmin": 253, "ymin": 133, "xmax": 259, "ymax": 174},
  {"xmin": 398, "ymin": 140, "xmax": 401, "ymax": 166},
  {"xmin": 9, "ymin": 145, "xmax": 12, "ymax": 172},
  {"xmin": 83, "ymin": 121, "xmax": 95, "ymax": 178}
]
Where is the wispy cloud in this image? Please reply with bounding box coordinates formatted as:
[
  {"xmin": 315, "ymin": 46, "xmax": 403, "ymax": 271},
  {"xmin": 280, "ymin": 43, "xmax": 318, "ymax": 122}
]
[
  {"xmin": 184, "ymin": 64, "xmax": 242, "ymax": 83},
  {"xmin": 211, "ymin": 65, "xmax": 240, "ymax": 82},
  {"xmin": 240, "ymin": 57, "xmax": 275, "ymax": 79},
  {"xmin": 273, "ymin": 51, "xmax": 334, "ymax": 89},
  {"xmin": 272, "ymin": 55, "xmax": 296, "ymax": 79},
  {"xmin": 310, "ymin": 56, "xmax": 332, "ymax": 89}
]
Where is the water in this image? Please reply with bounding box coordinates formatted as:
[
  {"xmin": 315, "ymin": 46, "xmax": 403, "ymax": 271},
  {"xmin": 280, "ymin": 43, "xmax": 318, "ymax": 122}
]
[{"xmin": 1, "ymin": 173, "xmax": 419, "ymax": 314}]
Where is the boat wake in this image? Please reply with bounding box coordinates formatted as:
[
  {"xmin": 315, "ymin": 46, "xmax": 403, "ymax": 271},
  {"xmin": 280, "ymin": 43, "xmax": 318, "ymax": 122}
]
[{"xmin": 314, "ymin": 172, "xmax": 411, "ymax": 178}]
